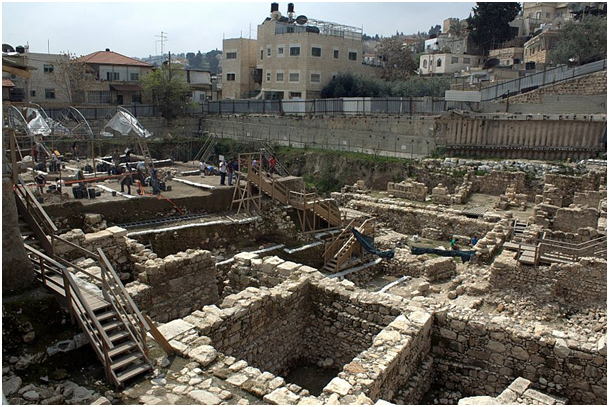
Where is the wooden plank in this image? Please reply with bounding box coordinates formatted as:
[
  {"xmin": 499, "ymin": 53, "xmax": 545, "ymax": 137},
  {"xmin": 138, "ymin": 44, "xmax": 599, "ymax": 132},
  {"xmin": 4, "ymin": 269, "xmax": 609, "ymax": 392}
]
[{"xmin": 142, "ymin": 313, "xmax": 175, "ymax": 356}]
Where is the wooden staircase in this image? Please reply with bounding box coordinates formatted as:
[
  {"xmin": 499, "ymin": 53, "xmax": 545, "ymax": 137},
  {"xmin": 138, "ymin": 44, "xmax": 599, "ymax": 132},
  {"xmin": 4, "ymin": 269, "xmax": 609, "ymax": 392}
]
[
  {"xmin": 504, "ymin": 219, "xmax": 607, "ymax": 266},
  {"xmin": 13, "ymin": 175, "xmax": 155, "ymax": 387},
  {"xmin": 259, "ymin": 140, "xmax": 290, "ymax": 177},
  {"xmin": 231, "ymin": 152, "xmax": 341, "ymax": 232},
  {"xmin": 322, "ymin": 218, "xmax": 375, "ymax": 273}
]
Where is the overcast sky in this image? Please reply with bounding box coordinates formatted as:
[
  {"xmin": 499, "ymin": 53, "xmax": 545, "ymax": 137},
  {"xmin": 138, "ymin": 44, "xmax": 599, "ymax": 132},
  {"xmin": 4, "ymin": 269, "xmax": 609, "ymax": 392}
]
[{"xmin": 2, "ymin": 1, "xmax": 476, "ymax": 58}]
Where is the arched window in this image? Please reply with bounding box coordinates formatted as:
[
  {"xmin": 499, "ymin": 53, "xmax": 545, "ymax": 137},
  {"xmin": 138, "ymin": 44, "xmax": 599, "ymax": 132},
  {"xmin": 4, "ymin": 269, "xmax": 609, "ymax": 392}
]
[
  {"xmin": 423, "ymin": 60, "xmax": 428, "ymax": 68},
  {"xmin": 437, "ymin": 59, "xmax": 442, "ymax": 67}
]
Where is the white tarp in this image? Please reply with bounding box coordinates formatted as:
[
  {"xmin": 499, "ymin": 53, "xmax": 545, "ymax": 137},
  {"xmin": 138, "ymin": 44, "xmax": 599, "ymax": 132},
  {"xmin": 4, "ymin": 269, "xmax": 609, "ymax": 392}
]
[
  {"xmin": 104, "ymin": 110, "xmax": 151, "ymax": 138},
  {"xmin": 27, "ymin": 115, "xmax": 52, "ymax": 136}
]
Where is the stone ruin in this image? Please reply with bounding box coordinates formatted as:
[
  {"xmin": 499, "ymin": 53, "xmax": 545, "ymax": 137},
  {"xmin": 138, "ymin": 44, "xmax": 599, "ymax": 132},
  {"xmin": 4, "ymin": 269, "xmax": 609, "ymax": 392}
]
[{"xmin": 387, "ymin": 180, "xmax": 428, "ymax": 202}]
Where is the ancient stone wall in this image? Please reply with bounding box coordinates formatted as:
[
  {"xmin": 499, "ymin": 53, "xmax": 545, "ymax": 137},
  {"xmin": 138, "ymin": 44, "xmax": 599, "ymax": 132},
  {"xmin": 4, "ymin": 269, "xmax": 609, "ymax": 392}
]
[
  {"xmin": 504, "ymin": 71, "xmax": 607, "ymax": 104},
  {"xmin": 54, "ymin": 227, "xmax": 136, "ymax": 279},
  {"xmin": 127, "ymin": 249, "xmax": 219, "ymax": 322},
  {"xmin": 543, "ymin": 172, "xmax": 602, "ymax": 207},
  {"xmin": 474, "ymin": 171, "xmax": 528, "ymax": 197},
  {"xmin": 573, "ymin": 190, "xmax": 605, "ymax": 209},
  {"xmin": 387, "ymin": 181, "xmax": 427, "ymax": 202},
  {"xmin": 552, "ymin": 206, "xmax": 600, "ymax": 233},
  {"xmin": 432, "ymin": 309, "xmax": 607, "ymax": 404},
  {"xmin": 489, "ymin": 252, "xmax": 607, "ymax": 305},
  {"xmin": 335, "ymin": 193, "xmax": 495, "ymax": 240},
  {"xmin": 381, "ymin": 249, "xmax": 456, "ymax": 282}
]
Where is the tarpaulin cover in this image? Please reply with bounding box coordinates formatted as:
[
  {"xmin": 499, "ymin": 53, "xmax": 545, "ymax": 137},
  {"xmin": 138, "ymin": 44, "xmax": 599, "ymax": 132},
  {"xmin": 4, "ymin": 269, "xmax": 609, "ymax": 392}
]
[
  {"xmin": 410, "ymin": 246, "xmax": 476, "ymax": 263},
  {"xmin": 352, "ymin": 228, "xmax": 395, "ymax": 260},
  {"xmin": 27, "ymin": 115, "xmax": 51, "ymax": 136},
  {"xmin": 105, "ymin": 110, "xmax": 151, "ymax": 138}
]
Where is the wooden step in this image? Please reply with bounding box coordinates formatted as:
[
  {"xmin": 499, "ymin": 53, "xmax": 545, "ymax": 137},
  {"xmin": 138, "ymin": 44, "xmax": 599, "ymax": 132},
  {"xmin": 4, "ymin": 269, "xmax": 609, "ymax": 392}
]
[
  {"xmin": 107, "ymin": 341, "xmax": 137, "ymax": 359},
  {"xmin": 96, "ymin": 310, "xmax": 117, "ymax": 323},
  {"xmin": 108, "ymin": 330, "xmax": 130, "ymax": 343},
  {"xmin": 102, "ymin": 320, "xmax": 124, "ymax": 332},
  {"xmin": 110, "ymin": 353, "xmax": 143, "ymax": 371},
  {"xmin": 115, "ymin": 362, "xmax": 151, "ymax": 384}
]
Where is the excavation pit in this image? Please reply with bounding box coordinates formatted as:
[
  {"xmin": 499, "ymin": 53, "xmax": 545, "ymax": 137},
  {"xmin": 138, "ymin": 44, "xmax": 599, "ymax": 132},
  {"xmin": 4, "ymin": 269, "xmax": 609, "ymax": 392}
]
[{"xmin": 180, "ymin": 268, "xmax": 434, "ymax": 403}]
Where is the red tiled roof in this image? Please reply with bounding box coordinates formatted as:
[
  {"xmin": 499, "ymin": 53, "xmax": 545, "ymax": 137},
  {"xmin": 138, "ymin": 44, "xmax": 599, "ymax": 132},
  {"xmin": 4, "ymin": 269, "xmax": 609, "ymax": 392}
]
[
  {"xmin": 77, "ymin": 50, "xmax": 153, "ymax": 67},
  {"xmin": 2, "ymin": 79, "xmax": 15, "ymax": 87}
]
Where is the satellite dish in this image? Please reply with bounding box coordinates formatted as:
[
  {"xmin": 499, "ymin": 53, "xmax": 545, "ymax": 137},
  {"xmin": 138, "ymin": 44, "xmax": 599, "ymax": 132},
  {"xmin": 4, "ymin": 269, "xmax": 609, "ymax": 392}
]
[
  {"xmin": 296, "ymin": 15, "xmax": 308, "ymax": 25},
  {"xmin": 2, "ymin": 43, "xmax": 15, "ymax": 53},
  {"xmin": 271, "ymin": 11, "xmax": 282, "ymax": 20},
  {"xmin": 484, "ymin": 58, "xmax": 500, "ymax": 69}
]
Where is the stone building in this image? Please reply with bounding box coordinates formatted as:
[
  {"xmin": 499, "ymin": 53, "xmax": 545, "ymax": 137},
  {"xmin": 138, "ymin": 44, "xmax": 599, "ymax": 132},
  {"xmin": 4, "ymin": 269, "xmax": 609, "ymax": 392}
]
[
  {"xmin": 77, "ymin": 49, "xmax": 154, "ymax": 105},
  {"xmin": 222, "ymin": 2, "xmax": 381, "ymax": 100}
]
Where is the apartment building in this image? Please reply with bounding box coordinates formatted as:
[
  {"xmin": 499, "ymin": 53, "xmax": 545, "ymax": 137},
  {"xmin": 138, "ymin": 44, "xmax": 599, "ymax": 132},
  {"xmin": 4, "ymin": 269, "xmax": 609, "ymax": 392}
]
[
  {"xmin": 2, "ymin": 48, "xmax": 71, "ymax": 106},
  {"xmin": 223, "ymin": 2, "xmax": 380, "ymax": 100},
  {"xmin": 77, "ymin": 49, "xmax": 154, "ymax": 105}
]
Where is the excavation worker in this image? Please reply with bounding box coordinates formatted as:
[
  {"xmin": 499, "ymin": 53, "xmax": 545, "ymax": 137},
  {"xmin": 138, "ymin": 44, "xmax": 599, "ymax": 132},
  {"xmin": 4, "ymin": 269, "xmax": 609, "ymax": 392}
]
[
  {"xmin": 35, "ymin": 173, "xmax": 46, "ymax": 194},
  {"xmin": 151, "ymin": 168, "xmax": 160, "ymax": 195},
  {"xmin": 470, "ymin": 235, "xmax": 478, "ymax": 247},
  {"xmin": 269, "ymin": 155, "xmax": 276, "ymax": 175},
  {"xmin": 76, "ymin": 168, "xmax": 86, "ymax": 189},
  {"xmin": 227, "ymin": 158, "xmax": 234, "ymax": 186},
  {"xmin": 219, "ymin": 159, "xmax": 227, "ymax": 186},
  {"xmin": 120, "ymin": 165, "xmax": 132, "ymax": 195},
  {"xmin": 112, "ymin": 149, "xmax": 121, "ymax": 174}
]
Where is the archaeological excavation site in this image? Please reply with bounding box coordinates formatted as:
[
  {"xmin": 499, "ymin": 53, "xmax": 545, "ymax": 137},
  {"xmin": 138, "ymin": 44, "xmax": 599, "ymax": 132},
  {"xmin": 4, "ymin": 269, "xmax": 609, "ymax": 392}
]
[{"xmin": 2, "ymin": 100, "xmax": 607, "ymax": 406}]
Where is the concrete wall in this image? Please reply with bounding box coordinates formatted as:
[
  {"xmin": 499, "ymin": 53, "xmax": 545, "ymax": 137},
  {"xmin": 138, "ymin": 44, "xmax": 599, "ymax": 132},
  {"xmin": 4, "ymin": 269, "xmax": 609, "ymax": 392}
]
[{"xmin": 202, "ymin": 114, "xmax": 438, "ymax": 158}]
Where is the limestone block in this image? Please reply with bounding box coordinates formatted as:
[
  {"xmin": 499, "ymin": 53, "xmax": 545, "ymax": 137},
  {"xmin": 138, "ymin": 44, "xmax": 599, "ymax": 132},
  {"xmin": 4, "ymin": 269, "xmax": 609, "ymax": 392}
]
[
  {"xmin": 106, "ymin": 226, "xmax": 127, "ymax": 237},
  {"xmin": 264, "ymin": 387, "xmax": 300, "ymax": 405},
  {"xmin": 188, "ymin": 345, "xmax": 218, "ymax": 367},
  {"xmin": 157, "ymin": 319, "xmax": 195, "ymax": 342},
  {"xmin": 553, "ymin": 339, "xmax": 571, "ymax": 358},
  {"xmin": 189, "ymin": 390, "xmax": 221, "ymax": 405},
  {"xmin": 234, "ymin": 252, "xmax": 260, "ymax": 266}
]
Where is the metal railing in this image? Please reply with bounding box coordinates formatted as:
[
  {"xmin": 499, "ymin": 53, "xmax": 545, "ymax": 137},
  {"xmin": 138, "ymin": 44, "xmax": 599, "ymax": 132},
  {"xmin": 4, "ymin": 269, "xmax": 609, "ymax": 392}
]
[
  {"xmin": 535, "ymin": 234, "xmax": 607, "ymax": 265},
  {"xmin": 481, "ymin": 59, "xmax": 607, "ymax": 101}
]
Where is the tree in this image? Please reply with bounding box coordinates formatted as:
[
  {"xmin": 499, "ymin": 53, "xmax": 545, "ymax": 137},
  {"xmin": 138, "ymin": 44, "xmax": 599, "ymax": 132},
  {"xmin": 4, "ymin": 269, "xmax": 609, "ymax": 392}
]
[
  {"xmin": 53, "ymin": 54, "xmax": 97, "ymax": 104},
  {"xmin": 376, "ymin": 37, "xmax": 418, "ymax": 81},
  {"xmin": 549, "ymin": 15, "xmax": 607, "ymax": 65},
  {"xmin": 140, "ymin": 63, "xmax": 191, "ymax": 119},
  {"xmin": 448, "ymin": 19, "xmax": 467, "ymax": 39},
  {"xmin": 428, "ymin": 24, "xmax": 442, "ymax": 38},
  {"xmin": 467, "ymin": 2, "xmax": 521, "ymax": 54}
]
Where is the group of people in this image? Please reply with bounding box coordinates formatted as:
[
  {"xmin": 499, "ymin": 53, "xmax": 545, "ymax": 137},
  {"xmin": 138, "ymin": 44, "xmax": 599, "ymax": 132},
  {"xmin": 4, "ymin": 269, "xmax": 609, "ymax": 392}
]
[
  {"xmin": 201, "ymin": 155, "xmax": 278, "ymax": 187},
  {"xmin": 450, "ymin": 235, "xmax": 478, "ymax": 251}
]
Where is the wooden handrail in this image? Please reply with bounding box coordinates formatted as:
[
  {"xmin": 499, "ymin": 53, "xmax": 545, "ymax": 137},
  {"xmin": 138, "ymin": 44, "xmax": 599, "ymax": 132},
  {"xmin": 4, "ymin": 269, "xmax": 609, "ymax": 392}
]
[
  {"xmin": 323, "ymin": 219, "xmax": 355, "ymax": 260},
  {"xmin": 52, "ymin": 235, "xmax": 100, "ymax": 260},
  {"xmin": 98, "ymin": 249, "xmax": 150, "ymax": 331},
  {"xmin": 16, "ymin": 175, "xmax": 58, "ymax": 234},
  {"xmin": 24, "ymin": 244, "xmax": 114, "ymax": 350}
]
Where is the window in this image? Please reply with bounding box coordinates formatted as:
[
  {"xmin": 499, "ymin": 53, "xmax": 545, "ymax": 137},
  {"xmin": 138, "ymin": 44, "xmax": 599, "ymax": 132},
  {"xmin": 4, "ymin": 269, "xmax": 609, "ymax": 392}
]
[
  {"xmin": 536, "ymin": 11, "xmax": 541, "ymax": 19},
  {"xmin": 451, "ymin": 57, "xmax": 459, "ymax": 64},
  {"xmin": 333, "ymin": 50, "xmax": 339, "ymax": 59},
  {"xmin": 278, "ymin": 47, "xmax": 284, "ymax": 56},
  {"xmin": 546, "ymin": 12, "xmax": 551, "ymax": 18},
  {"xmin": 276, "ymin": 72, "xmax": 284, "ymax": 82},
  {"xmin": 267, "ymin": 48, "xmax": 271, "ymax": 57},
  {"xmin": 423, "ymin": 60, "xmax": 428, "ymax": 68},
  {"xmin": 130, "ymin": 73, "xmax": 139, "ymax": 81},
  {"xmin": 226, "ymin": 52, "xmax": 237, "ymax": 59},
  {"xmin": 88, "ymin": 90, "xmax": 111, "ymax": 104},
  {"xmin": 311, "ymin": 47, "xmax": 321, "ymax": 57},
  {"xmin": 311, "ymin": 73, "xmax": 321, "ymax": 83},
  {"xmin": 290, "ymin": 46, "xmax": 300, "ymax": 56},
  {"xmin": 289, "ymin": 72, "xmax": 299, "ymax": 82},
  {"xmin": 106, "ymin": 72, "xmax": 119, "ymax": 80},
  {"xmin": 226, "ymin": 73, "xmax": 236, "ymax": 81},
  {"xmin": 463, "ymin": 57, "xmax": 471, "ymax": 64},
  {"xmin": 43, "ymin": 64, "xmax": 54, "ymax": 73},
  {"xmin": 30, "ymin": 90, "xmax": 36, "ymax": 97},
  {"xmin": 132, "ymin": 94, "xmax": 142, "ymax": 103},
  {"xmin": 266, "ymin": 72, "xmax": 271, "ymax": 82},
  {"xmin": 437, "ymin": 59, "xmax": 442, "ymax": 67},
  {"xmin": 260, "ymin": 50, "xmax": 264, "ymax": 60},
  {"xmin": 45, "ymin": 88, "xmax": 56, "ymax": 99},
  {"xmin": 348, "ymin": 52, "xmax": 357, "ymax": 61},
  {"xmin": 289, "ymin": 92, "xmax": 302, "ymax": 99}
]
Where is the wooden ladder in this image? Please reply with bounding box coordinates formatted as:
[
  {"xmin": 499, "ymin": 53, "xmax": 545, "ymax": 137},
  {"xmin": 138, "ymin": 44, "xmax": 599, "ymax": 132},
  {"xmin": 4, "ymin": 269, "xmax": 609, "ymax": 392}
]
[{"xmin": 135, "ymin": 138, "xmax": 154, "ymax": 168}]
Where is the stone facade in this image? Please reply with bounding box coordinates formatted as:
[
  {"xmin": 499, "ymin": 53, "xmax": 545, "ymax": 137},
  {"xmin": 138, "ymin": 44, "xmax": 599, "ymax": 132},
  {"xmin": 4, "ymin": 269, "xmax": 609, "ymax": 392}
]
[
  {"xmin": 127, "ymin": 249, "xmax": 220, "ymax": 323},
  {"xmin": 433, "ymin": 308, "xmax": 607, "ymax": 405},
  {"xmin": 506, "ymin": 71, "xmax": 608, "ymax": 105},
  {"xmin": 489, "ymin": 252, "xmax": 607, "ymax": 305}
]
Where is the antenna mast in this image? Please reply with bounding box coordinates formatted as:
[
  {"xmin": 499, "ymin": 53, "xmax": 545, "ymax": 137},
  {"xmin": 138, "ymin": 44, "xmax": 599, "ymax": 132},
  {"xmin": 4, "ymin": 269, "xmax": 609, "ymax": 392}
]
[{"xmin": 155, "ymin": 31, "xmax": 168, "ymax": 57}]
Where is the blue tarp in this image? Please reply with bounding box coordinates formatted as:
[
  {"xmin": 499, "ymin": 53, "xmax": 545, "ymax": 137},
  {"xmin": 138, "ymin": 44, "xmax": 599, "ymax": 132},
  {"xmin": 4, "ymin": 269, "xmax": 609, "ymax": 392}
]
[
  {"xmin": 410, "ymin": 246, "xmax": 476, "ymax": 263},
  {"xmin": 352, "ymin": 228, "xmax": 395, "ymax": 260}
]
